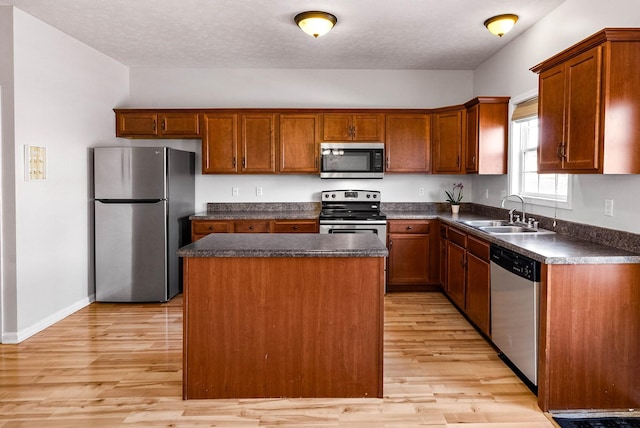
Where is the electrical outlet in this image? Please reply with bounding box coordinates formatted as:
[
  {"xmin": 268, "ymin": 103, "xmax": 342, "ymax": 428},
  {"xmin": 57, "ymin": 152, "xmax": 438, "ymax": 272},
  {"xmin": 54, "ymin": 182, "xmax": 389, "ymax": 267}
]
[
  {"xmin": 232, "ymin": 187, "xmax": 239, "ymax": 196},
  {"xmin": 256, "ymin": 186, "xmax": 263, "ymax": 196},
  {"xmin": 604, "ymin": 199, "xmax": 614, "ymax": 216},
  {"xmin": 484, "ymin": 189, "xmax": 489, "ymax": 199},
  {"xmin": 418, "ymin": 187, "xmax": 424, "ymax": 196}
]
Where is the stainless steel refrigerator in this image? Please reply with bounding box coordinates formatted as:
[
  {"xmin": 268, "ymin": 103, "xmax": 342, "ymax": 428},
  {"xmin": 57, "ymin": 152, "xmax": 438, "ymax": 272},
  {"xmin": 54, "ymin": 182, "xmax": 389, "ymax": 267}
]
[{"xmin": 94, "ymin": 147, "xmax": 195, "ymax": 302}]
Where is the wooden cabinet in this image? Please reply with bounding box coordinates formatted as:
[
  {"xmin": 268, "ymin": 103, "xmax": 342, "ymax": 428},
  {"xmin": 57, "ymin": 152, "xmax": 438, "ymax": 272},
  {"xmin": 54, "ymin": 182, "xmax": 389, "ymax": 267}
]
[
  {"xmin": 384, "ymin": 114, "xmax": 431, "ymax": 173},
  {"xmin": 387, "ymin": 220, "xmax": 438, "ymax": 290},
  {"xmin": 531, "ymin": 28, "xmax": 640, "ymax": 174},
  {"xmin": 192, "ymin": 218, "xmax": 318, "ymax": 241},
  {"xmin": 115, "ymin": 111, "xmax": 200, "ymax": 138},
  {"xmin": 272, "ymin": 220, "xmax": 318, "ymax": 233},
  {"xmin": 438, "ymin": 223, "xmax": 448, "ymax": 289},
  {"xmin": 443, "ymin": 225, "xmax": 491, "ymax": 336},
  {"xmin": 464, "ymin": 97, "xmax": 509, "ymax": 174},
  {"xmin": 191, "ymin": 220, "xmax": 231, "ymax": 241},
  {"xmin": 464, "ymin": 236, "xmax": 491, "ymax": 335},
  {"xmin": 446, "ymin": 227, "xmax": 466, "ymax": 309},
  {"xmin": 278, "ymin": 114, "xmax": 319, "ymax": 173},
  {"xmin": 432, "ymin": 107, "xmax": 465, "ymax": 174},
  {"xmin": 201, "ymin": 113, "xmax": 276, "ymax": 174},
  {"xmin": 321, "ymin": 114, "xmax": 384, "ymax": 142}
]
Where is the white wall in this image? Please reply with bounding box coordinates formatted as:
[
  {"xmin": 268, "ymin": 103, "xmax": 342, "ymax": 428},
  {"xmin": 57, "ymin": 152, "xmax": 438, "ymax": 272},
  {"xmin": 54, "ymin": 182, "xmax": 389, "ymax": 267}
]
[
  {"xmin": 473, "ymin": 0, "xmax": 640, "ymax": 234},
  {"xmin": 1, "ymin": 8, "xmax": 129, "ymax": 342}
]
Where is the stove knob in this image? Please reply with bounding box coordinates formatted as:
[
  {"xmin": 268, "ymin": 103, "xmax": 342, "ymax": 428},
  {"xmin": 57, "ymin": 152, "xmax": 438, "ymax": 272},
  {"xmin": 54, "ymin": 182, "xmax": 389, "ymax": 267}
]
[
  {"xmin": 367, "ymin": 194, "xmax": 371, "ymax": 198},
  {"xmin": 331, "ymin": 194, "xmax": 336, "ymax": 198},
  {"xmin": 373, "ymin": 194, "xmax": 378, "ymax": 199},
  {"xmin": 324, "ymin": 194, "xmax": 330, "ymax": 198}
]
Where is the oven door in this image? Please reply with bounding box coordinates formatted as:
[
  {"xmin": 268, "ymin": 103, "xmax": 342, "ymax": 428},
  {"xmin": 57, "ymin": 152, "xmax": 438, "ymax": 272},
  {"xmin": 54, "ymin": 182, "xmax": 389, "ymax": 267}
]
[{"xmin": 319, "ymin": 222, "xmax": 387, "ymax": 245}]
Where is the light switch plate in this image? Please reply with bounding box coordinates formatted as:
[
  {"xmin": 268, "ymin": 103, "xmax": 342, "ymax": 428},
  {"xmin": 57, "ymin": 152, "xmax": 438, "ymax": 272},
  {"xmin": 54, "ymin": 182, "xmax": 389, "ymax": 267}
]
[
  {"xmin": 25, "ymin": 145, "xmax": 47, "ymax": 181},
  {"xmin": 604, "ymin": 199, "xmax": 614, "ymax": 216}
]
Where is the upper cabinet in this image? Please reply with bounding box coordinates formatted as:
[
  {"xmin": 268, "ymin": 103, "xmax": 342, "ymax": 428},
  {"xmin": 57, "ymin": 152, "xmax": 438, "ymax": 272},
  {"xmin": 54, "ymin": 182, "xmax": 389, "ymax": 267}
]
[
  {"xmin": 385, "ymin": 114, "xmax": 431, "ymax": 173},
  {"xmin": 115, "ymin": 111, "xmax": 200, "ymax": 139},
  {"xmin": 321, "ymin": 114, "xmax": 384, "ymax": 142},
  {"xmin": 431, "ymin": 107, "xmax": 465, "ymax": 174},
  {"xmin": 531, "ymin": 28, "xmax": 640, "ymax": 174},
  {"xmin": 278, "ymin": 114, "xmax": 320, "ymax": 173},
  {"xmin": 464, "ymin": 97, "xmax": 509, "ymax": 174},
  {"xmin": 201, "ymin": 113, "xmax": 276, "ymax": 174}
]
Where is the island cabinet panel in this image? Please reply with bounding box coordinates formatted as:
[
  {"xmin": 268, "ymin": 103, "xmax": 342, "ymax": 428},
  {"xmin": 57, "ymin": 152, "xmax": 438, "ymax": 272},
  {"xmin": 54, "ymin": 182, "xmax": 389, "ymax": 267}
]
[
  {"xmin": 385, "ymin": 114, "xmax": 431, "ymax": 173},
  {"xmin": 183, "ymin": 256, "xmax": 384, "ymax": 399}
]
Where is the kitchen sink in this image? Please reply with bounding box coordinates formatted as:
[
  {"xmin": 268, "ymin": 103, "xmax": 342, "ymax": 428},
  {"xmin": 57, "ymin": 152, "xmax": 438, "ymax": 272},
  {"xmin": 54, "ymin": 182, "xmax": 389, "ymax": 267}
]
[
  {"xmin": 459, "ymin": 219, "xmax": 556, "ymax": 235},
  {"xmin": 461, "ymin": 220, "xmax": 512, "ymax": 227},
  {"xmin": 479, "ymin": 225, "xmax": 537, "ymax": 234}
]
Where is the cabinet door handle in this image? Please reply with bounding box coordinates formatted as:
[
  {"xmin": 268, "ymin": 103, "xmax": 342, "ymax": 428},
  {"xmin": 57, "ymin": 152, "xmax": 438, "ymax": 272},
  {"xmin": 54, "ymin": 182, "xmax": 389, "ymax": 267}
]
[
  {"xmin": 162, "ymin": 118, "xmax": 166, "ymax": 131},
  {"xmin": 351, "ymin": 125, "xmax": 356, "ymax": 138},
  {"xmin": 242, "ymin": 157, "xmax": 246, "ymax": 168},
  {"xmin": 389, "ymin": 239, "xmax": 393, "ymax": 249},
  {"xmin": 152, "ymin": 119, "xmax": 156, "ymax": 132},
  {"xmin": 557, "ymin": 142, "xmax": 567, "ymax": 160},
  {"xmin": 233, "ymin": 157, "xmax": 236, "ymax": 168},
  {"xmin": 386, "ymin": 156, "xmax": 390, "ymax": 169}
]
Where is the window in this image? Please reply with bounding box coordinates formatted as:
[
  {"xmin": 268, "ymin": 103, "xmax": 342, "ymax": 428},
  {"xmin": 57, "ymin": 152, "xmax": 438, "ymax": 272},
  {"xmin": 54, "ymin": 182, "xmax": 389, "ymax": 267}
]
[{"xmin": 510, "ymin": 97, "xmax": 571, "ymax": 208}]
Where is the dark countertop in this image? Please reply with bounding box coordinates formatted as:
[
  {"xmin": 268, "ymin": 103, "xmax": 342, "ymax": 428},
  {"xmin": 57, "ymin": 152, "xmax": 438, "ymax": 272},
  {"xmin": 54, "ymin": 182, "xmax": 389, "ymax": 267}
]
[
  {"xmin": 188, "ymin": 203, "xmax": 640, "ymax": 265},
  {"xmin": 178, "ymin": 233, "xmax": 389, "ymax": 258},
  {"xmin": 383, "ymin": 210, "xmax": 640, "ymax": 265}
]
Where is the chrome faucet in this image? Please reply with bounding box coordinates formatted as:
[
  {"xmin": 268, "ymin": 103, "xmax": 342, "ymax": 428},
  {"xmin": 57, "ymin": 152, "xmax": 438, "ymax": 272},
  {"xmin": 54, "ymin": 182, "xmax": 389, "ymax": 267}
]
[{"xmin": 501, "ymin": 194, "xmax": 525, "ymax": 224}]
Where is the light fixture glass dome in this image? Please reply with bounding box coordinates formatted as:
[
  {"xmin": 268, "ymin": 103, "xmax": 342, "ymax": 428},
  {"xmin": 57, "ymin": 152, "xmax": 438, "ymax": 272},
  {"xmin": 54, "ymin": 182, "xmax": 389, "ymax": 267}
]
[
  {"xmin": 294, "ymin": 11, "xmax": 338, "ymax": 38},
  {"xmin": 484, "ymin": 14, "xmax": 519, "ymax": 37}
]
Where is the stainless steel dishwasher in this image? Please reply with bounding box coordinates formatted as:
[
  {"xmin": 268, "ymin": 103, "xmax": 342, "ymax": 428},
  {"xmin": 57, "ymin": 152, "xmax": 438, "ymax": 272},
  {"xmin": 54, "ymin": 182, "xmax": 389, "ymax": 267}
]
[{"xmin": 490, "ymin": 245, "xmax": 540, "ymax": 390}]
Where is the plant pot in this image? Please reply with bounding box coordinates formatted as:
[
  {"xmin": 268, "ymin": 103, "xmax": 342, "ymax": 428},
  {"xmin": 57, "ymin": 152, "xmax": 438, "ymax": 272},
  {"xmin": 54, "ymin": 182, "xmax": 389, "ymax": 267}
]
[{"xmin": 451, "ymin": 204, "xmax": 460, "ymax": 214}]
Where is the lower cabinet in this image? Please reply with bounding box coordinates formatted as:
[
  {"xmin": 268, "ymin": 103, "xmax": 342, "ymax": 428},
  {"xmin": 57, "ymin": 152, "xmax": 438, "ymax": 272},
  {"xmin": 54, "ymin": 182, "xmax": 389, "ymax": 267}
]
[
  {"xmin": 442, "ymin": 225, "xmax": 491, "ymax": 336},
  {"xmin": 464, "ymin": 236, "xmax": 491, "ymax": 335},
  {"xmin": 386, "ymin": 220, "xmax": 439, "ymax": 291},
  {"xmin": 191, "ymin": 219, "xmax": 318, "ymax": 241}
]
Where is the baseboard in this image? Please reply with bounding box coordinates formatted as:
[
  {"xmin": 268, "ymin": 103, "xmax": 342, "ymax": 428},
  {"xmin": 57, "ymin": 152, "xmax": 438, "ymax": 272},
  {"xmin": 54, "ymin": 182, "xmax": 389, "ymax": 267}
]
[{"xmin": 2, "ymin": 294, "xmax": 95, "ymax": 344}]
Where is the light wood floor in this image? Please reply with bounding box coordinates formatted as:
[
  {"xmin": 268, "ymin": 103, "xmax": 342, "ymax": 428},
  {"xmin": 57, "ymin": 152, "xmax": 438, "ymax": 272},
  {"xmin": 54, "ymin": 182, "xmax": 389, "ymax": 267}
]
[{"xmin": 0, "ymin": 292, "xmax": 556, "ymax": 427}]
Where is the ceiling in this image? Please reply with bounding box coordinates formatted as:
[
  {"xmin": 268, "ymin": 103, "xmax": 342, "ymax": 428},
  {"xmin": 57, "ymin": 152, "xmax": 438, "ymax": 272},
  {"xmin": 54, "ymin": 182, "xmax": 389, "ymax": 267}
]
[{"xmin": 1, "ymin": 0, "xmax": 566, "ymax": 70}]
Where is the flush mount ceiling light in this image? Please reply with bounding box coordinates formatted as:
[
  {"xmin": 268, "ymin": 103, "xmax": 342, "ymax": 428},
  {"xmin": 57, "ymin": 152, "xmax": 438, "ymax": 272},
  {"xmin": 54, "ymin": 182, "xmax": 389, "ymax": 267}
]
[
  {"xmin": 294, "ymin": 11, "xmax": 338, "ymax": 38},
  {"xmin": 484, "ymin": 14, "xmax": 519, "ymax": 37}
]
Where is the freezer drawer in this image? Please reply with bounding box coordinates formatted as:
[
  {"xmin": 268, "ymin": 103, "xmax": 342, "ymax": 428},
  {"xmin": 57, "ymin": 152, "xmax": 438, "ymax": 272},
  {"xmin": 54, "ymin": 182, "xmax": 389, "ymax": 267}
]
[{"xmin": 95, "ymin": 200, "xmax": 168, "ymax": 302}]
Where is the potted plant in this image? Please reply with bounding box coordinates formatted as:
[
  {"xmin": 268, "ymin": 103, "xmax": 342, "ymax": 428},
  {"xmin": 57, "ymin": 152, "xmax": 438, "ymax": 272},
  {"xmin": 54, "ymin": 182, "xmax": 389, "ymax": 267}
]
[{"xmin": 445, "ymin": 182, "xmax": 463, "ymax": 214}]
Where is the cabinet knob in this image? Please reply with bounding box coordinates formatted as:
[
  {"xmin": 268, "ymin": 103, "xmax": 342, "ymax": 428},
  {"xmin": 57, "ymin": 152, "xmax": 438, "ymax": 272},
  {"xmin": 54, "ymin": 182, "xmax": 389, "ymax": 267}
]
[
  {"xmin": 293, "ymin": 225, "xmax": 298, "ymax": 230},
  {"xmin": 407, "ymin": 226, "xmax": 412, "ymax": 230},
  {"xmin": 208, "ymin": 226, "xmax": 214, "ymax": 230},
  {"xmin": 249, "ymin": 225, "xmax": 254, "ymax": 230}
]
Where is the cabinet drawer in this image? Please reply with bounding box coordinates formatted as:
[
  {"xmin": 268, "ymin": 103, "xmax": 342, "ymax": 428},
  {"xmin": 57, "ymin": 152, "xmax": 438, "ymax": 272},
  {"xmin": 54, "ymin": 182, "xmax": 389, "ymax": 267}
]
[
  {"xmin": 234, "ymin": 221, "xmax": 270, "ymax": 233},
  {"xmin": 467, "ymin": 235, "xmax": 490, "ymax": 261},
  {"xmin": 272, "ymin": 220, "xmax": 318, "ymax": 233},
  {"xmin": 448, "ymin": 227, "xmax": 467, "ymax": 247},
  {"xmin": 192, "ymin": 220, "xmax": 231, "ymax": 235},
  {"xmin": 388, "ymin": 220, "xmax": 430, "ymax": 234}
]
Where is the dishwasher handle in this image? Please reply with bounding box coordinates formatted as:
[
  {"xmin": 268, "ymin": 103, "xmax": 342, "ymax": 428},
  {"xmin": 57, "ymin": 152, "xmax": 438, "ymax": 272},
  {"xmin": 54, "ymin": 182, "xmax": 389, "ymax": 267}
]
[{"xmin": 490, "ymin": 244, "xmax": 540, "ymax": 282}]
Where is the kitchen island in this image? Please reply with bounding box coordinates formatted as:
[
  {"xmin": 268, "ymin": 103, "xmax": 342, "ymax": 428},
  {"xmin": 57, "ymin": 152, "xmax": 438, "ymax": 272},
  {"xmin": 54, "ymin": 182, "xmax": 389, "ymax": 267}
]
[{"xmin": 177, "ymin": 233, "xmax": 388, "ymax": 400}]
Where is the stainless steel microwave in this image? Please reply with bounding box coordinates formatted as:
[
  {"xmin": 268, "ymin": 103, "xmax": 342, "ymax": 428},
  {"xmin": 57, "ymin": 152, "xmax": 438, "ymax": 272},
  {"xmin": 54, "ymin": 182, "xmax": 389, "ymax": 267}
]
[{"xmin": 320, "ymin": 142, "xmax": 384, "ymax": 179}]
